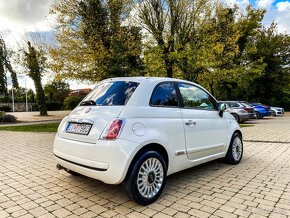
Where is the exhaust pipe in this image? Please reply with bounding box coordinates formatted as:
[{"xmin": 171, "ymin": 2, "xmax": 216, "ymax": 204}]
[{"xmin": 56, "ymin": 164, "xmax": 65, "ymax": 170}]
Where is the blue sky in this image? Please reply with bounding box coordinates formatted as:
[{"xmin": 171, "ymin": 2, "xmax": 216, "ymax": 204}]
[{"xmin": 0, "ymin": 0, "xmax": 289, "ymax": 90}]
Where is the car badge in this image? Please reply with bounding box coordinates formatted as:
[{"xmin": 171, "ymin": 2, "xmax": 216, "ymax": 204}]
[{"xmin": 85, "ymin": 107, "xmax": 91, "ymax": 113}]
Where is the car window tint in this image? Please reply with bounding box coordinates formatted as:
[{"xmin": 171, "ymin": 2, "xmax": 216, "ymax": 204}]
[
  {"xmin": 83, "ymin": 81, "xmax": 139, "ymax": 106},
  {"xmin": 178, "ymin": 83, "xmax": 216, "ymax": 110},
  {"xmin": 150, "ymin": 83, "xmax": 178, "ymax": 107},
  {"xmin": 231, "ymin": 102, "xmax": 240, "ymax": 107}
]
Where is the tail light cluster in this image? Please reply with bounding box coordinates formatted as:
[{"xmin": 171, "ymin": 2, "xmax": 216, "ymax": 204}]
[
  {"xmin": 100, "ymin": 119, "xmax": 125, "ymax": 140},
  {"xmin": 244, "ymin": 108, "xmax": 253, "ymax": 112}
]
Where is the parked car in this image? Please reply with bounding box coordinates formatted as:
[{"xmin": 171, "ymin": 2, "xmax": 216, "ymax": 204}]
[
  {"xmin": 237, "ymin": 102, "xmax": 257, "ymax": 119},
  {"xmin": 220, "ymin": 101, "xmax": 253, "ymax": 123},
  {"xmin": 250, "ymin": 103, "xmax": 272, "ymax": 118},
  {"xmin": 241, "ymin": 102, "xmax": 270, "ymax": 119},
  {"xmin": 54, "ymin": 77, "xmax": 243, "ymax": 205},
  {"xmin": 270, "ymin": 106, "xmax": 285, "ymax": 116}
]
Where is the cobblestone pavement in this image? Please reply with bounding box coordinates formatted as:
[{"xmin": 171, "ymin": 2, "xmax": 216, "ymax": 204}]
[{"xmin": 0, "ymin": 114, "xmax": 290, "ymax": 217}]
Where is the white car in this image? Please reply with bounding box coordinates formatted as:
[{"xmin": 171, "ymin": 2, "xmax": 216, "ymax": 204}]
[
  {"xmin": 270, "ymin": 107, "xmax": 285, "ymax": 116},
  {"xmin": 54, "ymin": 77, "xmax": 243, "ymax": 205}
]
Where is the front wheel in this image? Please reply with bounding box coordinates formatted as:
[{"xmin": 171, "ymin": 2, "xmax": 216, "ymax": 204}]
[
  {"xmin": 225, "ymin": 133, "xmax": 243, "ymax": 164},
  {"xmin": 123, "ymin": 151, "xmax": 167, "ymax": 205}
]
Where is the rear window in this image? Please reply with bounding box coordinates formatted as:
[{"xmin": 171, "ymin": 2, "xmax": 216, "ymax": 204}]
[{"xmin": 83, "ymin": 81, "xmax": 139, "ymax": 106}]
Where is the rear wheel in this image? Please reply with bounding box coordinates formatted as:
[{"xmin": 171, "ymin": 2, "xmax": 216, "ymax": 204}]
[
  {"xmin": 123, "ymin": 151, "xmax": 167, "ymax": 205},
  {"xmin": 255, "ymin": 111, "xmax": 262, "ymax": 119},
  {"xmin": 225, "ymin": 133, "xmax": 243, "ymax": 165}
]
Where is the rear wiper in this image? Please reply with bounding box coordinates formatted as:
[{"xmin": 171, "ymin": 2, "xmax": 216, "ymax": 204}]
[{"xmin": 80, "ymin": 100, "xmax": 96, "ymax": 106}]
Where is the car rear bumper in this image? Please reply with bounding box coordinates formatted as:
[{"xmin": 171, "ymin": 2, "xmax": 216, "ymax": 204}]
[{"xmin": 53, "ymin": 134, "xmax": 139, "ymax": 184}]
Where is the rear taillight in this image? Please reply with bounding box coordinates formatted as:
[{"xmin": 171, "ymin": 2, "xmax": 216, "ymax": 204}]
[
  {"xmin": 100, "ymin": 119, "xmax": 125, "ymax": 140},
  {"xmin": 244, "ymin": 108, "xmax": 252, "ymax": 112}
]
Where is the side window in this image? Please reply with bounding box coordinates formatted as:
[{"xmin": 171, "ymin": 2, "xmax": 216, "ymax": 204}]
[
  {"xmin": 177, "ymin": 83, "xmax": 217, "ymax": 110},
  {"xmin": 231, "ymin": 102, "xmax": 240, "ymax": 108},
  {"xmin": 150, "ymin": 83, "xmax": 178, "ymax": 107}
]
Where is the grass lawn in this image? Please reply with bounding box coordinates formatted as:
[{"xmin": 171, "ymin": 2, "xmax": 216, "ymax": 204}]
[
  {"xmin": 0, "ymin": 122, "xmax": 60, "ymax": 132},
  {"xmin": 240, "ymin": 124, "xmax": 254, "ymax": 128}
]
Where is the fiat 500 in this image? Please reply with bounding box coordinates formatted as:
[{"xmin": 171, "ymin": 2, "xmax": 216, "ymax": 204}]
[{"xmin": 54, "ymin": 77, "xmax": 243, "ymax": 205}]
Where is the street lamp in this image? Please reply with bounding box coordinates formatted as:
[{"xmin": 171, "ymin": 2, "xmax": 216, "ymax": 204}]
[
  {"xmin": 25, "ymin": 81, "xmax": 28, "ymax": 112},
  {"xmin": 11, "ymin": 87, "xmax": 15, "ymax": 112}
]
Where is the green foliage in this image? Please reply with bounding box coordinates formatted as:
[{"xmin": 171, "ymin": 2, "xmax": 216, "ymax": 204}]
[
  {"xmin": 44, "ymin": 80, "xmax": 70, "ymax": 102},
  {"xmin": 0, "ymin": 112, "xmax": 17, "ymax": 123},
  {"xmin": 0, "ymin": 105, "xmax": 11, "ymax": 112},
  {"xmin": 49, "ymin": 0, "xmax": 144, "ymax": 82},
  {"xmin": 46, "ymin": 102, "xmax": 63, "ymax": 111},
  {"xmin": 23, "ymin": 41, "xmax": 47, "ymax": 116},
  {"xmin": 0, "ymin": 36, "xmax": 19, "ymax": 95},
  {"xmin": 63, "ymin": 96, "xmax": 83, "ymax": 110}
]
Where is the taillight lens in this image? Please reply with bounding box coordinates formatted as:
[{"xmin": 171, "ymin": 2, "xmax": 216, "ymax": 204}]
[{"xmin": 100, "ymin": 119, "xmax": 125, "ymax": 140}]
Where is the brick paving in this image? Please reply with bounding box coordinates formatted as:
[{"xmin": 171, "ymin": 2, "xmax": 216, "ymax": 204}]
[{"xmin": 0, "ymin": 114, "xmax": 290, "ymax": 217}]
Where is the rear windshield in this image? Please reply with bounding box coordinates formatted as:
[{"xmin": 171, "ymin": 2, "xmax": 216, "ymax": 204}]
[{"xmin": 83, "ymin": 81, "xmax": 139, "ymax": 106}]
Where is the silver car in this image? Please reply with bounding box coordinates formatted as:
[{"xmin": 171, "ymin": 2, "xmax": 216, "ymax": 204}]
[{"xmin": 221, "ymin": 101, "xmax": 256, "ymax": 123}]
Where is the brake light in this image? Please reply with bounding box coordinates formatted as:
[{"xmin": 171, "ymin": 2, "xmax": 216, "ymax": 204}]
[
  {"xmin": 244, "ymin": 108, "xmax": 252, "ymax": 112},
  {"xmin": 101, "ymin": 119, "xmax": 124, "ymax": 140}
]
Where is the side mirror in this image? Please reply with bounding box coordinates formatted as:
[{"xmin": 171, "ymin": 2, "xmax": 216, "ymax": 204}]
[{"xmin": 218, "ymin": 103, "xmax": 227, "ymax": 117}]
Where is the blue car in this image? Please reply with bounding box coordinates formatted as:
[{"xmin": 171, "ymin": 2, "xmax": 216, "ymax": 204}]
[{"xmin": 248, "ymin": 103, "xmax": 272, "ymax": 119}]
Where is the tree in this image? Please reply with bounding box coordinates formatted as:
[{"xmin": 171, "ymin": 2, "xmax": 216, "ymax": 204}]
[
  {"xmin": 23, "ymin": 41, "xmax": 47, "ymax": 116},
  {"xmin": 44, "ymin": 80, "xmax": 70, "ymax": 102},
  {"xmin": 245, "ymin": 24, "xmax": 290, "ymax": 108},
  {"xmin": 49, "ymin": 0, "xmax": 144, "ymax": 82},
  {"xmin": 137, "ymin": 0, "xmax": 212, "ymax": 78},
  {"xmin": 0, "ymin": 36, "xmax": 19, "ymax": 96}
]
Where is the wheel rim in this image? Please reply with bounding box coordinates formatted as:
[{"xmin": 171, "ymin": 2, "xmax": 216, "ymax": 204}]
[
  {"xmin": 232, "ymin": 136, "xmax": 242, "ymax": 161},
  {"xmin": 137, "ymin": 158, "xmax": 164, "ymax": 199}
]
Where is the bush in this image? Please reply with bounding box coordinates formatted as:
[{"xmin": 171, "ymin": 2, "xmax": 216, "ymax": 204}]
[
  {"xmin": 0, "ymin": 112, "xmax": 17, "ymax": 123},
  {"xmin": 63, "ymin": 96, "xmax": 83, "ymax": 110},
  {"xmin": 31, "ymin": 103, "xmax": 39, "ymax": 111},
  {"xmin": 46, "ymin": 102, "xmax": 63, "ymax": 111},
  {"xmin": 0, "ymin": 105, "xmax": 12, "ymax": 112}
]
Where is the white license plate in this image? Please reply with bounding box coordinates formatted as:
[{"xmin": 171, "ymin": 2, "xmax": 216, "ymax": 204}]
[{"xmin": 66, "ymin": 123, "xmax": 92, "ymax": 135}]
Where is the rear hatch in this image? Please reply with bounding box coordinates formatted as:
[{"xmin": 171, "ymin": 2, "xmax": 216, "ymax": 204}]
[
  {"xmin": 58, "ymin": 80, "xmax": 139, "ymax": 144},
  {"xmin": 58, "ymin": 106, "xmax": 124, "ymax": 143}
]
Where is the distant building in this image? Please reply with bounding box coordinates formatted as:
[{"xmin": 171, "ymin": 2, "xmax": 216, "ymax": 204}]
[{"xmin": 69, "ymin": 88, "xmax": 92, "ymax": 97}]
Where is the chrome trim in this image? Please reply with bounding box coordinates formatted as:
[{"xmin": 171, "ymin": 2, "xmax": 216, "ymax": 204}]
[
  {"xmin": 67, "ymin": 118, "xmax": 94, "ymax": 125},
  {"xmin": 186, "ymin": 144, "xmax": 224, "ymax": 154},
  {"xmin": 175, "ymin": 150, "xmax": 186, "ymax": 156}
]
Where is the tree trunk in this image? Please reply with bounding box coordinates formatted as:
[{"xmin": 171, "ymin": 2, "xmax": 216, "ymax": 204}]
[
  {"xmin": 209, "ymin": 83, "xmax": 215, "ymax": 97},
  {"xmin": 34, "ymin": 76, "xmax": 47, "ymax": 116},
  {"xmin": 163, "ymin": 54, "xmax": 173, "ymax": 78}
]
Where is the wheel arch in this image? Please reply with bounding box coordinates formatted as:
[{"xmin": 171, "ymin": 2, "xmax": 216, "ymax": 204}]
[{"xmin": 124, "ymin": 143, "xmax": 169, "ymax": 181}]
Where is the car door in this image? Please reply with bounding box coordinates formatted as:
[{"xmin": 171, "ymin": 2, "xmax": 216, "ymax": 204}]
[{"xmin": 177, "ymin": 83, "xmax": 228, "ymax": 161}]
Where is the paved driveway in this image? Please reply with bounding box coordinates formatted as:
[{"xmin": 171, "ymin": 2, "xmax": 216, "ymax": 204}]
[{"xmin": 0, "ymin": 114, "xmax": 290, "ymax": 217}]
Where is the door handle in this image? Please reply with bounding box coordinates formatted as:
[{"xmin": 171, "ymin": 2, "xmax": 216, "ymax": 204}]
[{"xmin": 185, "ymin": 120, "xmax": 196, "ymax": 126}]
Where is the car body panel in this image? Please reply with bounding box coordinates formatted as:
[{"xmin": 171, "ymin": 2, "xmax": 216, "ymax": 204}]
[{"xmin": 54, "ymin": 77, "xmax": 242, "ymax": 184}]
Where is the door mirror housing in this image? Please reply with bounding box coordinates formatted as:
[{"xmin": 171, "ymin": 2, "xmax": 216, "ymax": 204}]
[{"xmin": 218, "ymin": 103, "xmax": 227, "ymax": 117}]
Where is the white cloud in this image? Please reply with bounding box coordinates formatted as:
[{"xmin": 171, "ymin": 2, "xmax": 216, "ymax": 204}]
[
  {"xmin": 256, "ymin": 0, "xmax": 275, "ymax": 9},
  {"xmin": 276, "ymin": 1, "xmax": 290, "ymax": 12}
]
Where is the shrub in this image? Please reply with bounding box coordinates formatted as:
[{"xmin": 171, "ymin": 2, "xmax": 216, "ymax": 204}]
[
  {"xmin": 0, "ymin": 112, "xmax": 17, "ymax": 123},
  {"xmin": 63, "ymin": 96, "xmax": 83, "ymax": 110},
  {"xmin": 31, "ymin": 103, "xmax": 39, "ymax": 111},
  {"xmin": 46, "ymin": 102, "xmax": 63, "ymax": 111},
  {"xmin": 0, "ymin": 105, "xmax": 12, "ymax": 112}
]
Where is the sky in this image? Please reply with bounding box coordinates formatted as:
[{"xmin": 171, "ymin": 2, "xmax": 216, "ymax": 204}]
[{"xmin": 0, "ymin": 0, "xmax": 290, "ymax": 91}]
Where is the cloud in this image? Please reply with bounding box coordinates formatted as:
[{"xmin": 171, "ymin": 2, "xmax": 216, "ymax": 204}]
[
  {"xmin": 0, "ymin": 0, "xmax": 52, "ymax": 27},
  {"xmin": 256, "ymin": 0, "xmax": 275, "ymax": 9}
]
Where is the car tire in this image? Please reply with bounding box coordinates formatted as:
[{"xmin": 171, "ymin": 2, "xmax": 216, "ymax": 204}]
[
  {"xmin": 225, "ymin": 133, "xmax": 243, "ymax": 165},
  {"xmin": 255, "ymin": 111, "xmax": 262, "ymax": 119},
  {"xmin": 123, "ymin": 151, "xmax": 167, "ymax": 205},
  {"xmin": 232, "ymin": 113, "xmax": 240, "ymax": 123}
]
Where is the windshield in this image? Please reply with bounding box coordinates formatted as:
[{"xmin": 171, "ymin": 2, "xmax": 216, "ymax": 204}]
[{"xmin": 83, "ymin": 81, "xmax": 139, "ymax": 106}]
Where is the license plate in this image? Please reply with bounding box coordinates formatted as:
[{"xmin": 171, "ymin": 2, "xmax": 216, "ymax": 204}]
[{"xmin": 66, "ymin": 123, "xmax": 92, "ymax": 135}]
